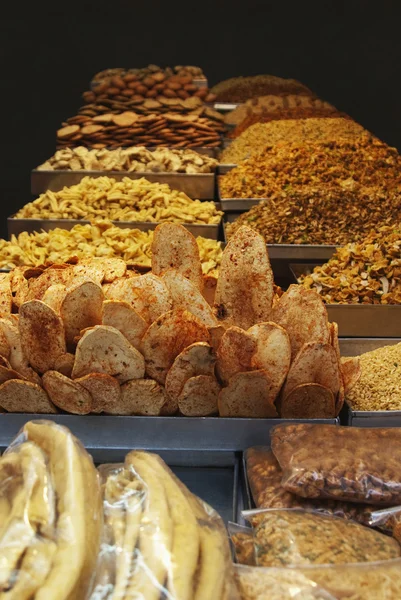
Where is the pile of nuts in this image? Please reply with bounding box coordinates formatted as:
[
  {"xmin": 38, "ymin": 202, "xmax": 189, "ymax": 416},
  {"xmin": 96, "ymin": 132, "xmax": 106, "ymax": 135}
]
[
  {"xmin": 299, "ymin": 226, "xmax": 401, "ymax": 304},
  {"xmin": 91, "ymin": 64, "xmax": 206, "ymax": 86},
  {"xmin": 57, "ymin": 111, "xmax": 225, "ymax": 149},
  {"xmin": 38, "ymin": 146, "xmax": 218, "ymax": 174}
]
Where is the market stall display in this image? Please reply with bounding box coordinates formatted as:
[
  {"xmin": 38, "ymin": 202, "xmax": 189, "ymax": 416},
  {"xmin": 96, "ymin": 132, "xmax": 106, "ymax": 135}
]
[
  {"xmin": 211, "ymin": 75, "xmax": 313, "ymax": 103},
  {"xmin": 0, "ymin": 225, "xmax": 355, "ymax": 417},
  {"xmin": 299, "ymin": 227, "xmax": 401, "ymax": 303},
  {"xmin": 220, "ymin": 118, "xmax": 370, "ymax": 163}
]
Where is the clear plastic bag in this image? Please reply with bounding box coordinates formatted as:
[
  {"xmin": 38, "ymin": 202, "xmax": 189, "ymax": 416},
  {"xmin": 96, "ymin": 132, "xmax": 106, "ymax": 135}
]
[
  {"xmin": 0, "ymin": 419, "xmax": 102, "ymax": 600},
  {"xmin": 271, "ymin": 423, "xmax": 401, "ymax": 505},
  {"xmin": 89, "ymin": 450, "xmax": 240, "ymax": 600},
  {"xmin": 244, "ymin": 446, "xmax": 378, "ymax": 524},
  {"xmin": 242, "ymin": 508, "xmax": 401, "ymax": 567},
  {"xmin": 228, "ymin": 522, "xmax": 256, "ymax": 566},
  {"xmin": 234, "ymin": 564, "xmax": 337, "ymax": 600}
]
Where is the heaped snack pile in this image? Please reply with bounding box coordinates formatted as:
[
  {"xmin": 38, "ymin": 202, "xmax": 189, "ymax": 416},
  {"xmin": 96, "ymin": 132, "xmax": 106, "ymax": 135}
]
[
  {"xmin": 210, "ymin": 74, "xmax": 313, "ymax": 103},
  {"xmin": 0, "ymin": 224, "xmax": 357, "ymax": 417}
]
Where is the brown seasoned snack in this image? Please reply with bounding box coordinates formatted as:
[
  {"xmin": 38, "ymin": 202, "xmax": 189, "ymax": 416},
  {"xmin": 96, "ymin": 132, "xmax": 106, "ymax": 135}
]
[
  {"xmin": 271, "ymin": 423, "xmax": 401, "ymax": 504},
  {"xmin": 15, "ymin": 176, "xmax": 223, "ymax": 224},
  {"xmin": 346, "ymin": 343, "xmax": 401, "ymax": 410},
  {"xmin": 57, "ymin": 111, "xmax": 224, "ymax": 149},
  {"xmin": 38, "ymin": 146, "xmax": 218, "ymax": 174},
  {"xmin": 220, "ymin": 118, "xmax": 370, "ymax": 163},
  {"xmin": 300, "ymin": 227, "xmax": 401, "ymax": 304},
  {"xmin": 245, "ymin": 509, "xmax": 400, "ymax": 567},
  {"xmin": 210, "ymin": 75, "xmax": 313, "ymax": 103},
  {"xmin": 225, "ymin": 188, "xmax": 401, "ymax": 246},
  {"xmin": 220, "ymin": 139, "xmax": 401, "ymax": 194},
  {"xmin": 225, "ymin": 94, "xmax": 338, "ymax": 126},
  {"xmin": 91, "ymin": 64, "xmax": 206, "ymax": 86},
  {"xmin": 230, "ymin": 530, "xmax": 256, "ymax": 566},
  {"xmin": 245, "ymin": 447, "xmax": 378, "ymax": 525}
]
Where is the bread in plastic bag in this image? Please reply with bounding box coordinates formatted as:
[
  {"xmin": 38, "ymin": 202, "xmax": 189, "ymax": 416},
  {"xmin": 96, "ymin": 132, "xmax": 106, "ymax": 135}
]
[
  {"xmin": 242, "ymin": 508, "xmax": 401, "ymax": 567},
  {"xmin": 228, "ymin": 522, "xmax": 256, "ymax": 566},
  {"xmin": 271, "ymin": 423, "xmax": 401, "ymax": 504},
  {"xmin": 234, "ymin": 564, "xmax": 337, "ymax": 600},
  {"xmin": 89, "ymin": 450, "xmax": 240, "ymax": 600},
  {"xmin": 0, "ymin": 419, "xmax": 102, "ymax": 600},
  {"xmin": 244, "ymin": 446, "xmax": 379, "ymax": 524}
]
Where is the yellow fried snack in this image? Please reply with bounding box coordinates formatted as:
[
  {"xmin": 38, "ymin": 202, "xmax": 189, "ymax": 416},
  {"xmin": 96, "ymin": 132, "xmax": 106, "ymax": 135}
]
[
  {"xmin": 0, "ymin": 220, "xmax": 222, "ymax": 275},
  {"xmin": 15, "ymin": 176, "xmax": 222, "ymax": 224}
]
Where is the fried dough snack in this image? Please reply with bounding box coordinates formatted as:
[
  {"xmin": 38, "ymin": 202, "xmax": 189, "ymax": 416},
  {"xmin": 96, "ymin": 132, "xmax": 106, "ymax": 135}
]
[
  {"xmin": 0, "ymin": 420, "xmax": 102, "ymax": 600},
  {"xmin": 15, "ymin": 176, "xmax": 222, "ymax": 224},
  {"xmin": 91, "ymin": 452, "xmax": 238, "ymax": 600}
]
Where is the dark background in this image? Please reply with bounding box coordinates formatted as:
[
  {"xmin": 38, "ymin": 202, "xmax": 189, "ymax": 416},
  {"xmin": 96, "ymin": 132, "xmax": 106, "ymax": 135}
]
[{"xmin": 1, "ymin": 0, "xmax": 400, "ymax": 238}]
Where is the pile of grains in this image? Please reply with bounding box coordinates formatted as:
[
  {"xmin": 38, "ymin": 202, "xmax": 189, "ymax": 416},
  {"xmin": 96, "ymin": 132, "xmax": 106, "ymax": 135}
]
[
  {"xmin": 347, "ymin": 343, "xmax": 401, "ymax": 411},
  {"xmin": 219, "ymin": 139, "xmax": 401, "ymax": 198},
  {"xmin": 220, "ymin": 118, "xmax": 370, "ymax": 163},
  {"xmin": 225, "ymin": 189, "xmax": 401, "ymax": 246},
  {"xmin": 299, "ymin": 227, "xmax": 401, "ymax": 304}
]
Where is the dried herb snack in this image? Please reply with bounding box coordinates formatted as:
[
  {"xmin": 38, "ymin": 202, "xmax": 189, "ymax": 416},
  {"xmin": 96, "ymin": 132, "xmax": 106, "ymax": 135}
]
[
  {"xmin": 300, "ymin": 227, "xmax": 401, "ymax": 303},
  {"xmin": 346, "ymin": 343, "xmax": 401, "ymax": 410},
  {"xmin": 210, "ymin": 75, "xmax": 313, "ymax": 103},
  {"xmin": 220, "ymin": 118, "xmax": 369, "ymax": 163},
  {"xmin": 38, "ymin": 146, "xmax": 218, "ymax": 174},
  {"xmin": 219, "ymin": 139, "xmax": 401, "ymax": 195},
  {"xmin": 271, "ymin": 423, "xmax": 401, "ymax": 505},
  {"xmin": 245, "ymin": 509, "xmax": 400, "ymax": 567},
  {"xmin": 15, "ymin": 176, "xmax": 222, "ymax": 224},
  {"xmin": 0, "ymin": 221, "xmax": 222, "ymax": 273},
  {"xmin": 225, "ymin": 188, "xmax": 401, "ymax": 246}
]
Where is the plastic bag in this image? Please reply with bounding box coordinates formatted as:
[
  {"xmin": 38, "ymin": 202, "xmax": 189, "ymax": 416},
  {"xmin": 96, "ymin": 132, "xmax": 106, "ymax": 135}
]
[
  {"xmin": 234, "ymin": 564, "xmax": 337, "ymax": 600},
  {"xmin": 89, "ymin": 450, "xmax": 239, "ymax": 600},
  {"xmin": 0, "ymin": 419, "xmax": 102, "ymax": 600},
  {"xmin": 271, "ymin": 423, "xmax": 401, "ymax": 504},
  {"xmin": 242, "ymin": 508, "xmax": 401, "ymax": 567},
  {"xmin": 244, "ymin": 446, "xmax": 378, "ymax": 524},
  {"xmin": 228, "ymin": 522, "xmax": 256, "ymax": 566}
]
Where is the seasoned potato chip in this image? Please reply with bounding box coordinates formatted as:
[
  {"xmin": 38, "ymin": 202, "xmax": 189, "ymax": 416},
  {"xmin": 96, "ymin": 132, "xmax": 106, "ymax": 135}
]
[
  {"xmin": 163, "ymin": 269, "xmax": 217, "ymax": 327},
  {"xmin": 0, "ymin": 379, "xmax": 57, "ymax": 413},
  {"xmin": 74, "ymin": 373, "xmax": 121, "ymax": 414},
  {"xmin": 0, "ymin": 327, "xmax": 10, "ymax": 359},
  {"xmin": 0, "ymin": 364, "xmax": 26, "ymax": 383},
  {"xmin": 42, "ymin": 371, "xmax": 93, "ymax": 414},
  {"xmin": 178, "ymin": 375, "xmax": 220, "ymax": 417},
  {"xmin": 216, "ymin": 326, "xmax": 257, "ymax": 384},
  {"xmin": 19, "ymin": 300, "xmax": 66, "ymax": 373},
  {"xmin": 214, "ymin": 226, "xmax": 274, "ymax": 329},
  {"xmin": 280, "ymin": 382, "xmax": 335, "ymax": 418},
  {"xmin": 0, "ymin": 318, "xmax": 41, "ymax": 384},
  {"xmin": 218, "ymin": 370, "xmax": 278, "ymax": 418},
  {"xmin": 282, "ymin": 342, "xmax": 341, "ymax": 400},
  {"xmin": 141, "ymin": 309, "xmax": 210, "ymax": 384},
  {"xmin": 72, "ymin": 325, "xmax": 145, "ymax": 383},
  {"xmin": 102, "ymin": 300, "xmax": 148, "ymax": 349},
  {"xmin": 53, "ymin": 352, "xmax": 75, "ymax": 378},
  {"xmin": 248, "ymin": 322, "xmax": 291, "ymax": 394},
  {"xmin": 114, "ymin": 379, "xmax": 167, "ymax": 416},
  {"xmin": 165, "ymin": 342, "xmax": 216, "ymax": 412},
  {"xmin": 270, "ymin": 284, "xmax": 330, "ymax": 359},
  {"xmin": 25, "ymin": 266, "xmax": 73, "ymax": 302},
  {"xmin": 106, "ymin": 273, "xmax": 172, "ymax": 323},
  {"xmin": 77, "ymin": 257, "xmax": 127, "ymax": 282},
  {"xmin": 41, "ymin": 284, "xmax": 67, "ymax": 313},
  {"xmin": 61, "ymin": 280, "xmax": 104, "ymax": 345},
  {"xmin": 203, "ymin": 274, "xmax": 217, "ymax": 306},
  {"xmin": 0, "ymin": 273, "xmax": 12, "ymax": 318},
  {"xmin": 341, "ymin": 356, "xmax": 362, "ymax": 395},
  {"xmin": 152, "ymin": 223, "xmax": 204, "ymax": 290},
  {"xmin": 10, "ymin": 268, "xmax": 30, "ymax": 309}
]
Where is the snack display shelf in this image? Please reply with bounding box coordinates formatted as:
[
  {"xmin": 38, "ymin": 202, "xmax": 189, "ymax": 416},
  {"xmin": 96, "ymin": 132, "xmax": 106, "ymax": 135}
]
[
  {"xmin": 31, "ymin": 169, "xmax": 216, "ymax": 200},
  {"xmin": 7, "ymin": 212, "xmax": 222, "ymax": 240}
]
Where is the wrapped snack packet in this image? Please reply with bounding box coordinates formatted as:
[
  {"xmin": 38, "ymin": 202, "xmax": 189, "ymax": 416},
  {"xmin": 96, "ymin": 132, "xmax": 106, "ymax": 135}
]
[
  {"xmin": 242, "ymin": 508, "xmax": 400, "ymax": 567},
  {"xmin": 0, "ymin": 419, "xmax": 102, "ymax": 600},
  {"xmin": 271, "ymin": 424, "xmax": 401, "ymax": 504}
]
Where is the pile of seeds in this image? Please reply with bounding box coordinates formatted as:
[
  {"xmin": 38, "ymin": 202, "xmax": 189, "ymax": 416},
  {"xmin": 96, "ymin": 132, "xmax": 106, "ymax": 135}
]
[
  {"xmin": 219, "ymin": 139, "xmax": 401, "ymax": 197},
  {"xmin": 299, "ymin": 227, "xmax": 401, "ymax": 304},
  {"xmin": 225, "ymin": 188, "xmax": 401, "ymax": 246}
]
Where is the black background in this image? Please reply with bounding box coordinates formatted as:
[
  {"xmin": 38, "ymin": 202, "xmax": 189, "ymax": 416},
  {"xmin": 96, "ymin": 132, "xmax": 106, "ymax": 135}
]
[{"xmin": 1, "ymin": 0, "xmax": 400, "ymax": 238}]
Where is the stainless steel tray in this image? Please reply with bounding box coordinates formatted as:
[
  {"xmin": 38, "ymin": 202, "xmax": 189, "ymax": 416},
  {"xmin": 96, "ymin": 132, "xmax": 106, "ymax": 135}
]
[
  {"xmin": 347, "ymin": 406, "xmax": 401, "ymax": 428},
  {"xmin": 8, "ymin": 214, "xmax": 222, "ymax": 241},
  {"xmin": 31, "ymin": 170, "xmax": 216, "ymax": 200},
  {"xmin": 339, "ymin": 338, "xmax": 401, "ymax": 356},
  {"xmin": 213, "ymin": 103, "xmax": 241, "ymax": 112},
  {"xmin": 220, "ymin": 198, "xmax": 262, "ymax": 211},
  {"xmin": 218, "ymin": 164, "xmax": 236, "ymax": 175}
]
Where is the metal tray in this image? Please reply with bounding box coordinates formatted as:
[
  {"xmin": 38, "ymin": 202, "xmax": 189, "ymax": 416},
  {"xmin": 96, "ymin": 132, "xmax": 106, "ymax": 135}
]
[
  {"xmin": 291, "ymin": 264, "xmax": 401, "ymax": 337},
  {"xmin": 213, "ymin": 103, "xmax": 241, "ymax": 112},
  {"xmin": 218, "ymin": 164, "xmax": 236, "ymax": 175},
  {"xmin": 8, "ymin": 214, "xmax": 222, "ymax": 241},
  {"xmin": 31, "ymin": 170, "xmax": 216, "ymax": 200},
  {"xmin": 339, "ymin": 338, "xmax": 401, "ymax": 356}
]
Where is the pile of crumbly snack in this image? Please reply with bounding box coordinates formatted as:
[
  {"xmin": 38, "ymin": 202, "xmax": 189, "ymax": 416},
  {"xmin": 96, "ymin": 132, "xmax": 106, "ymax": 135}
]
[
  {"xmin": 14, "ymin": 176, "xmax": 223, "ymax": 223},
  {"xmin": 299, "ymin": 226, "xmax": 401, "ymax": 304},
  {"xmin": 210, "ymin": 74, "xmax": 313, "ymax": 103},
  {"xmin": 38, "ymin": 146, "xmax": 218, "ymax": 173}
]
